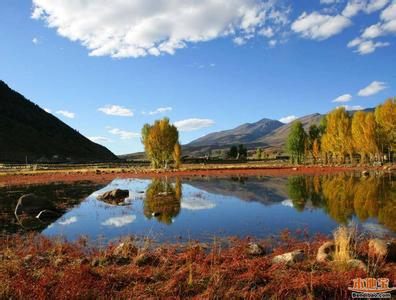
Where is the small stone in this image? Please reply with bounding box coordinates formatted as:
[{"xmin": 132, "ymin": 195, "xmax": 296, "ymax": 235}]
[
  {"xmin": 134, "ymin": 253, "xmax": 159, "ymax": 267},
  {"xmin": 292, "ymin": 167, "xmax": 298, "ymax": 171},
  {"xmin": 347, "ymin": 259, "xmax": 367, "ymax": 271},
  {"xmin": 272, "ymin": 249, "xmax": 306, "ymax": 265},
  {"xmin": 247, "ymin": 242, "xmax": 265, "ymax": 256},
  {"xmin": 23, "ymin": 254, "xmax": 33, "ymax": 263},
  {"xmin": 54, "ymin": 258, "xmax": 63, "ymax": 267},
  {"xmin": 362, "ymin": 170, "xmax": 369, "ymax": 176},
  {"xmin": 369, "ymin": 239, "xmax": 396, "ymax": 262}
]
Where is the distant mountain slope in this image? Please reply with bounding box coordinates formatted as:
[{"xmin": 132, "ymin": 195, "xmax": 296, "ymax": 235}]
[
  {"xmin": 0, "ymin": 80, "xmax": 118, "ymax": 163},
  {"xmin": 183, "ymin": 113, "xmax": 324, "ymax": 156},
  {"xmin": 189, "ymin": 118, "xmax": 284, "ymax": 147}
]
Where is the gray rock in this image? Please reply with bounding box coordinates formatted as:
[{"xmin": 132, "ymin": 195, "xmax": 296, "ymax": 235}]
[
  {"xmin": 247, "ymin": 242, "xmax": 266, "ymax": 256},
  {"xmin": 272, "ymin": 249, "xmax": 306, "ymax": 265},
  {"xmin": 316, "ymin": 241, "xmax": 335, "ymax": 263}
]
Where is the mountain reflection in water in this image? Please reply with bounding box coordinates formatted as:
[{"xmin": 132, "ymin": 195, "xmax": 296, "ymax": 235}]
[{"xmin": 1, "ymin": 173, "xmax": 394, "ymax": 243}]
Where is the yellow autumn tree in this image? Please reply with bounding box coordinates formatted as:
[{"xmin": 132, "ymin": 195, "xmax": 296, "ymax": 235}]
[
  {"xmin": 375, "ymin": 98, "xmax": 396, "ymax": 162},
  {"xmin": 141, "ymin": 118, "xmax": 179, "ymax": 168},
  {"xmin": 173, "ymin": 142, "xmax": 181, "ymax": 169},
  {"xmin": 321, "ymin": 107, "xmax": 354, "ymax": 164}
]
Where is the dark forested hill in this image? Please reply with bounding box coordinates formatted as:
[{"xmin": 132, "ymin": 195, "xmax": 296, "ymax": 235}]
[{"xmin": 0, "ymin": 81, "xmax": 118, "ymax": 163}]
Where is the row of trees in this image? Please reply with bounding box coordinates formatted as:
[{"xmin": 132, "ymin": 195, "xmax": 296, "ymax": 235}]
[
  {"xmin": 141, "ymin": 118, "xmax": 181, "ymax": 168},
  {"xmin": 287, "ymin": 98, "xmax": 395, "ymax": 164}
]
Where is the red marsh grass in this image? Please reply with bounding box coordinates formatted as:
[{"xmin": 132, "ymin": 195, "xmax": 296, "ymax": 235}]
[{"xmin": 1, "ymin": 231, "xmax": 395, "ymax": 299}]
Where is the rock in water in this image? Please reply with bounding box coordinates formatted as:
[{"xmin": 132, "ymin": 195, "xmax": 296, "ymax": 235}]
[
  {"xmin": 272, "ymin": 249, "xmax": 306, "ymax": 265},
  {"xmin": 98, "ymin": 189, "xmax": 129, "ymax": 201}
]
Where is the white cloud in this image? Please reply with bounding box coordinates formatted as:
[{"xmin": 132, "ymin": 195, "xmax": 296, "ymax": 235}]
[
  {"xmin": 342, "ymin": 0, "xmax": 389, "ymax": 18},
  {"xmin": 346, "ymin": 1, "xmax": 395, "ymax": 55},
  {"xmin": 32, "ymin": 37, "xmax": 39, "ymax": 44},
  {"xmin": 291, "ymin": 12, "xmax": 351, "ymax": 40},
  {"xmin": 332, "ymin": 93, "xmax": 352, "ymax": 103},
  {"xmin": 233, "ymin": 36, "xmax": 248, "ymax": 45},
  {"xmin": 181, "ymin": 197, "xmax": 216, "ymax": 210},
  {"xmin": 31, "ymin": 0, "xmax": 290, "ymax": 58},
  {"xmin": 281, "ymin": 199, "xmax": 294, "ymax": 207},
  {"xmin": 98, "ymin": 105, "xmax": 133, "ymax": 117},
  {"xmin": 279, "ymin": 115, "xmax": 298, "ymax": 123},
  {"xmin": 268, "ymin": 39, "xmax": 278, "ymax": 47},
  {"xmin": 58, "ymin": 216, "xmax": 77, "ymax": 225},
  {"xmin": 56, "ymin": 110, "xmax": 75, "ymax": 119},
  {"xmin": 101, "ymin": 215, "xmax": 136, "ymax": 227},
  {"xmin": 44, "ymin": 108, "xmax": 51, "ymax": 113},
  {"xmin": 108, "ymin": 127, "xmax": 140, "ymax": 140},
  {"xmin": 358, "ymin": 81, "xmax": 387, "ymax": 96},
  {"xmin": 88, "ymin": 136, "xmax": 112, "ymax": 143},
  {"xmin": 143, "ymin": 107, "xmax": 172, "ymax": 116},
  {"xmin": 259, "ymin": 27, "xmax": 274, "ymax": 37},
  {"xmin": 174, "ymin": 118, "xmax": 215, "ymax": 132},
  {"xmin": 338, "ymin": 105, "xmax": 364, "ymax": 111}
]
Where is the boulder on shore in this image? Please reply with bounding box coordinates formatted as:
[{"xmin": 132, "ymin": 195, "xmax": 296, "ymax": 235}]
[
  {"xmin": 272, "ymin": 249, "xmax": 306, "ymax": 265},
  {"xmin": 369, "ymin": 239, "xmax": 396, "ymax": 262},
  {"xmin": 247, "ymin": 242, "xmax": 266, "ymax": 256},
  {"xmin": 316, "ymin": 241, "xmax": 335, "ymax": 263}
]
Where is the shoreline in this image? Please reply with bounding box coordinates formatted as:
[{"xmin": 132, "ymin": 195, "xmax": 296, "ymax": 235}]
[{"xmin": 0, "ymin": 164, "xmax": 393, "ymax": 187}]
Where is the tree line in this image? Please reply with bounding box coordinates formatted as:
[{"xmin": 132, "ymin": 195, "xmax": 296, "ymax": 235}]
[{"xmin": 287, "ymin": 98, "xmax": 395, "ymax": 164}]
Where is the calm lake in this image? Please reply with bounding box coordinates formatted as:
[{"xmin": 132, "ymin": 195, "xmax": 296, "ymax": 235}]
[{"xmin": 1, "ymin": 173, "xmax": 395, "ymax": 243}]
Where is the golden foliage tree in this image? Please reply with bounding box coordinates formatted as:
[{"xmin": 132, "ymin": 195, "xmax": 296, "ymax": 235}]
[
  {"xmin": 321, "ymin": 107, "xmax": 353, "ymax": 163},
  {"xmin": 173, "ymin": 142, "xmax": 181, "ymax": 169},
  {"xmin": 375, "ymin": 98, "xmax": 396, "ymax": 161},
  {"xmin": 141, "ymin": 118, "xmax": 179, "ymax": 168}
]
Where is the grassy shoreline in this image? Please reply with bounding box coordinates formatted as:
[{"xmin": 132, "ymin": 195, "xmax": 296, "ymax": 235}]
[
  {"xmin": 1, "ymin": 162, "xmax": 393, "ymax": 187},
  {"xmin": 1, "ymin": 231, "xmax": 395, "ymax": 299}
]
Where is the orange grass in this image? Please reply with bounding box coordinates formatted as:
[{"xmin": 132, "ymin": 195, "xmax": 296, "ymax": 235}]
[{"xmin": 0, "ymin": 233, "xmax": 395, "ymax": 299}]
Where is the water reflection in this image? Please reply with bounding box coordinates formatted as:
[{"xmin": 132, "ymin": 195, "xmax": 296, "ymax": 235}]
[
  {"xmin": 285, "ymin": 174, "xmax": 395, "ymax": 231},
  {"xmin": 1, "ymin": 173, "xmax": 394, "ymax": 242},
  {"xmin": 143, "ymin": 178, "xmax": 182, "ymax": 225}
]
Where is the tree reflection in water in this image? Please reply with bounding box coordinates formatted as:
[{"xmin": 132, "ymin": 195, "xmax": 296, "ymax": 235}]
[
  {"xmin": 143, "ymin": 177, "xmax": 182, "ymax": 225},
  {"xmin": 287, "ymin": 174, "xmax": 395, "ymax": 231}
]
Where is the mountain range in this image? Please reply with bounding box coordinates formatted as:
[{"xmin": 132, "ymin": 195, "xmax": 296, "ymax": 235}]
[
  {"xmin": 183, "ymin": 113, "xmax": 324, "ymax": 156},
  {"xmin": 0, "ymin": 81, "xmax": 117, "ymax": 163}
]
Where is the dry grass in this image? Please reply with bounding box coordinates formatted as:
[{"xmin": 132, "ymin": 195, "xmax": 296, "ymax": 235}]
[
  {"xmin": 332, "ymin": 225, "xmax": 357, "ymax": 269},
  {"xmin": 1, "ymin": 231, "xmax": 395, "ymax": 299}
]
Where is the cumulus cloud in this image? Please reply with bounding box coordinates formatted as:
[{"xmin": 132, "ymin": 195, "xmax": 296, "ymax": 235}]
[
  {"xmin": 89, "ymin": 136, "xmax": 112, "ymax": 143},
  {"xmin": 332, "ymin": 94, "xmax": 352, "ymax": 103},
  {"xmin": 358, "ymin": 81, "xmax": 387, "ymax": 96},
  {"xmin": 291, "ymin": 12, "xmax": 351, "ymax": 40},
  {"xmin": 174, "ymin": 118, "xmax": 215, "ymax": 132},
  {"xmin": 101, "ymin": 215, "xmax": 136, "ymax": 227},
  {"xmin": 44, "ymin": 108, "xmax": 51, "ymax": 113},
  {"xmin": 56, "ymin": 110, "xmax": 75, "ymax": 119},
  {"xmin": 58, "ymin": 216, "xmax": 77, "ymax": 225},
  {"xmin": 108, "ymin": 127, "xmax": 140, "ymax": 139},
  {"xmin": 338, "ymin": 104, "xmax": 364, "ymax": 111},
  {"xmin": 32, "ymin": 37, "xmax": 39, "ymax": 44},
  {"xmin": 342, "ymin": 0, "xmax": 389, "ymax": 17},
  {"xmin": 31, "ymin": 0, "xmax": 290, "ymax": 58},
  {"xmin": 143, "ymin": 107, "xmax": 172, "ymax": 116},
  {"xmin": 98, "ymin": 105, "xmax": 134, "ymax": 117},
  {"xmin": 347, "ymin": 1, "xmax": 395, "ymax": 54},
  {"xmin": 279, "ymin": 115, "xmax": 298, "ymax": 123}
]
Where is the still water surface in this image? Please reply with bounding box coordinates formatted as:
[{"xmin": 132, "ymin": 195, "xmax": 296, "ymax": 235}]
[{"xmin": 2, "ymin": 173, "xmax": 395, "ymax": 243}]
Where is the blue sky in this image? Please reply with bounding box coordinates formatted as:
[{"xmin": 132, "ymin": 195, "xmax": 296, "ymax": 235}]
[{"xmin": 0, "ymin": 0, "xmax": 395, "ymax": 154}]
